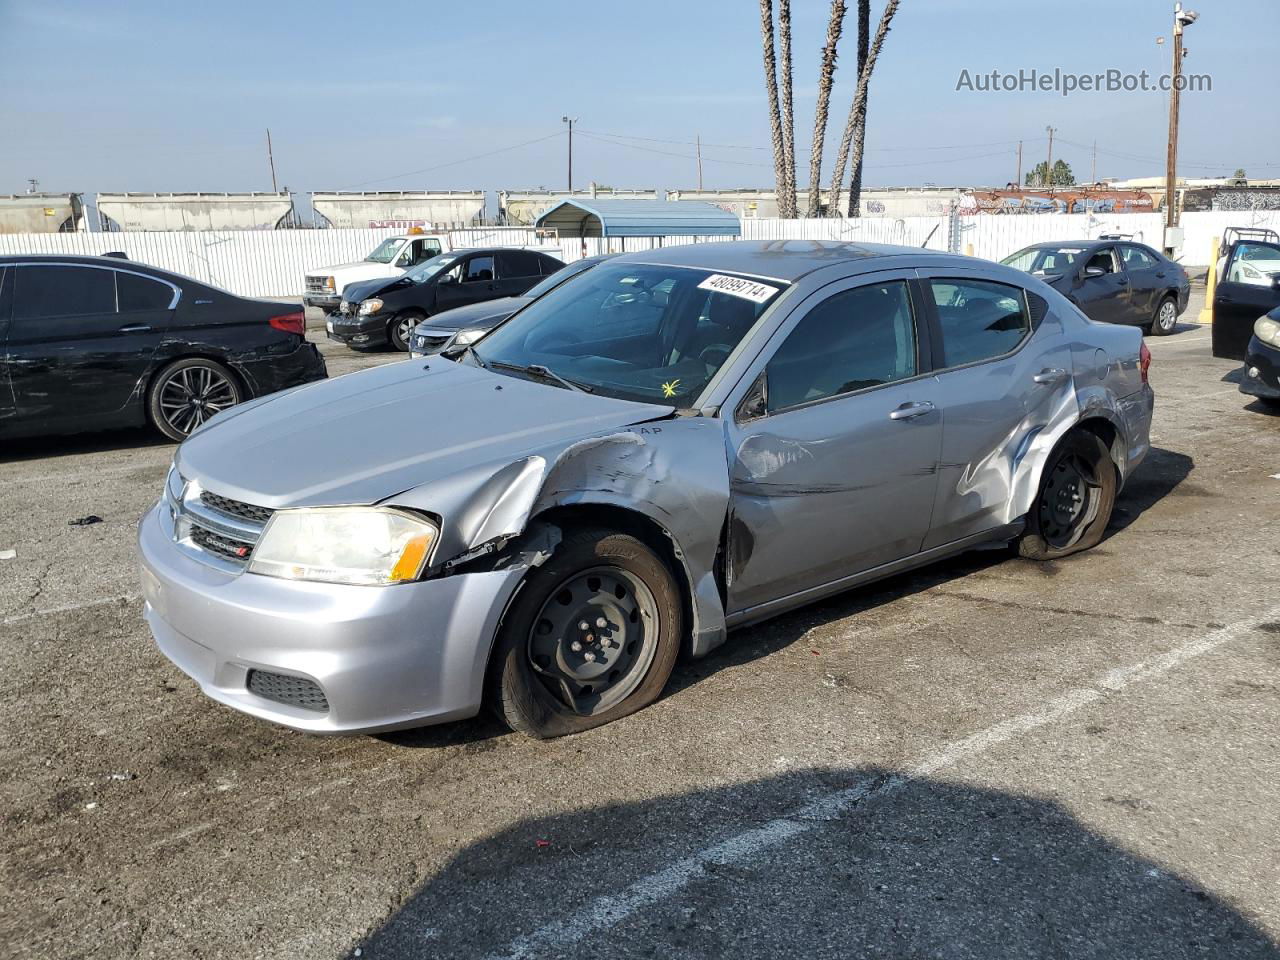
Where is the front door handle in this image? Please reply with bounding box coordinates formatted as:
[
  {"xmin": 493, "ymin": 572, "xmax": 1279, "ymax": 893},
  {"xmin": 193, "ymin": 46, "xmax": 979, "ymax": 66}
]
[
  {"xmin": 117, "ymin": 324, "xmax": 152, "ymax": 334},
  {"xmin": 1033, "ymin": 367, "xmax": 1068, "ymax": 385},
  {"xmin": 888, "ymin": 400, "xmax": 935, "ymax": 421}
]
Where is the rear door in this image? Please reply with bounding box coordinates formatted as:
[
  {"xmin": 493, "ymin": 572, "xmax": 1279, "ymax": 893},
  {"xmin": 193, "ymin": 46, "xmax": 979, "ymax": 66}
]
[
  {"xmin": 1213, "ymin": 240, "xmax": 1280, "ymax": 360},
  {"xmin": 918, "ymin": 271, "xmax": 1076, "ymax": 549},
  {"xmin": 0, "ymin": 267, "xmax": 14, "ymax": 429},
  {"xmin": 7, "ymin": 263, "xmax": 174, "ymax": 425},
  {"xmin": 1074, "ymin": 246, "xmax": 1131, "ymax": 324}
]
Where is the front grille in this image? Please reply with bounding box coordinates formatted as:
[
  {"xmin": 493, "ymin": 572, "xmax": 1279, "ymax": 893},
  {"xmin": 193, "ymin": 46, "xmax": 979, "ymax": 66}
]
[
  {"xmin": 305, "ymin": 276, "xmax": 332, "ymax": 295},
  {"xmin": 412, "ymin": 330, "xmax": 453, "ymax": 354},
  {"xmin": 200, "ymin": 491, "xmax": 275, "ymax": 525},
  {"xmin": 190, "ymin": 525, "xmax": 254, "ymax": 561},
  {"xmin": 246, "ymin": 670, "xmax": 329, "ymax": 712}
]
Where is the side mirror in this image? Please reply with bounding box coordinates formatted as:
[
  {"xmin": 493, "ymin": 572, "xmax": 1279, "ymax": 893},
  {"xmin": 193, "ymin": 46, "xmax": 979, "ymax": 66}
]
[
  {"xmin": 1083, "ymin": 265, "xmax": 1106, "ymax": 279},
  {"xmin": 438, "ymin": 273, "xmax": 456, "ymax": 285}
]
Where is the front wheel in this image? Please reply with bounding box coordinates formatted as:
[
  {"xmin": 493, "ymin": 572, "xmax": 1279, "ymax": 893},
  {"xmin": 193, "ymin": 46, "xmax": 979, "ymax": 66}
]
[
  {"xmin": 147, "ymin": 358, "xmax": 242, "ymax": 442},
  {"xmin": 1150, "ymin": 295, "xmax": 1178, "ymax": 336},
  {"xmin": 1017, "ymin": 431, "xmax": 1117, "ymax": 560},
  {"xmin": 489, "ymin": 528, "xmax": 682, "ymax": 739},
  {"xmin": 387, "ymin": 311, "xmax": 423, "ymax": 353}
]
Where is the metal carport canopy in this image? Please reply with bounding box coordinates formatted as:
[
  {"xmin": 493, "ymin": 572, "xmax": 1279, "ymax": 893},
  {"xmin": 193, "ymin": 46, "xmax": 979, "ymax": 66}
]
[{"xmin": 533, "ymin": 198, "xmax": 741, "ymax": 238}]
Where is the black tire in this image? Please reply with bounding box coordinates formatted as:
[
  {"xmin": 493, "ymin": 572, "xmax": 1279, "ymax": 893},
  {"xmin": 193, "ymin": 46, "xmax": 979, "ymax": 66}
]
[
  {"xmin": 1017, "ymin": 431, "xmax": 1118, "ymax": 560},
  {"xmin": 387, "ymin": 311, "xmax": 424, "ymax": 352},
  {"xmin": 489, "ymin": 528, "xmax": 682, "ymax": 739},
  {"xmin": 147, "ymin": 358, "xmax": 242, "ymax": 442},
  {"xmin": 1150, "ymin": 295, "xmax": 1178, "ymax": 336}
]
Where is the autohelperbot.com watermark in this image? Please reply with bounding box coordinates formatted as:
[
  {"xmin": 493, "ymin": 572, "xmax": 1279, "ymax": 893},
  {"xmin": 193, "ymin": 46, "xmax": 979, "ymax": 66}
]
[{"xmin": 956, "ymin": 67, "xmax": 1211, "ymax": 97}]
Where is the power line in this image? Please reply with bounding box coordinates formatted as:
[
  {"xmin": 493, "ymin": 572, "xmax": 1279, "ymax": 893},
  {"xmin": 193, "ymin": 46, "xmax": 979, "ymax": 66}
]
[
  {"xmin": 336, "ymin": 130, "xmax": 566, "ymax": 189},
  {"xmin": 579, "ymin": 127, "xmax": 1032, "ymax": 154}
]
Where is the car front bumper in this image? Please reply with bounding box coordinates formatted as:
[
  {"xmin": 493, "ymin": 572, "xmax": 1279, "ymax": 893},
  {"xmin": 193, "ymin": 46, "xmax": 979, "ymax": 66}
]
[
  {"xmin": 327, "ymin": 314, "xmax": 389, "ymax": 348},
  {"xmin": 1240, "ymin": 336, "xmax": 1280, "ymax": 400},
  {"xmin": 137, "ymin": 501, "xmax": 525, "ymax": 734}
]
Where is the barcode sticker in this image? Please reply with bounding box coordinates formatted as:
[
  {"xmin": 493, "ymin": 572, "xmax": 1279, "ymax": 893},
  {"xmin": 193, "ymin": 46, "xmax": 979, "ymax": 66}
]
[{"xmin": 697, "ymin": 274, "xmax": 778, "ymax": 304}]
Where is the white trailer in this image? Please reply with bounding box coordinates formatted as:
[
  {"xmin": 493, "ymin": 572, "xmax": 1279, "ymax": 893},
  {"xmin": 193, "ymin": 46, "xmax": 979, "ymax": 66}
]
[
  {"xmin": 311, "ymin": 192, "xmax": 485, "ymax": 230},
  {"xmin": 96, "ymin": 192, "xmax": 295, "ymax": 231},
  {"xmin": 0, "ymin": 193, "xmax": 86, "ymax": 233}
]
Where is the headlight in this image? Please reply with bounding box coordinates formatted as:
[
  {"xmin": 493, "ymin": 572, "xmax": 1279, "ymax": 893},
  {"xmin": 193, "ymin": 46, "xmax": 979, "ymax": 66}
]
[
  {"xmin": 453, "ymin": 327, "xmax": 485, "ymax": 346},
  {"xmin": 1243, "ymin": 265, "xmax": 1261, "ymax": 279},
  {"xmin": 248, "ymin": 508, "xmax": 438, "ymax": 586},
  {"xmin": 358, "ymin": 298, "xmax": 383, "ymax": 316},
  {"xmin": 1255, "ymin": 315, "xmax": 1280, "ymax": 348}
]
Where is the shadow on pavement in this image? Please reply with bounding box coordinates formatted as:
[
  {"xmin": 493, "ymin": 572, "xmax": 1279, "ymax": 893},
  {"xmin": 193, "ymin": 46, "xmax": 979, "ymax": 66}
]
[
  {"xmin": 349, "ymin": 768, "xmax": 1279, "ymax": 959},
  {"xmin": 0, "ymin": 425, "xmax": 170, "ymax": 463},
  {"xmin": 1107, "ymin": 445, "xmax": 1194, "ymax": 535}
]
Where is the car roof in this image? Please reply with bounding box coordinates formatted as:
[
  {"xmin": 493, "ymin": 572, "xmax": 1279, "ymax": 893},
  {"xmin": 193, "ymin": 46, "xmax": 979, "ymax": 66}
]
[
  {"xmin": 604, "ymin": 239, "xmax": 980, "ymax": 282},
  {"xmin": 0, "ymin": 253, "xmax": 144, "ymax": 267}
]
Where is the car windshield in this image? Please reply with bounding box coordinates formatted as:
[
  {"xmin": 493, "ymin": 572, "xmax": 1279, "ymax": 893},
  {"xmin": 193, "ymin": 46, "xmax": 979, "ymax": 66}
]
[
  {"xmin": 364, "ymin": 239, "xmax": 405, "ymax": 264},
  {"xmin": 1001, "ymin": 245, "xmax": 1087, "ymax": 276},
  {"xmin": 520, "ymin": 258, "xmax": 601, "ymax": 300},
  {"xmin": 405, "ymin": 253, "xmax": 458, "ymax": 282},
  {"xmin": 471, "ymin": 263, "xmax": 786, "ymax": 407}
]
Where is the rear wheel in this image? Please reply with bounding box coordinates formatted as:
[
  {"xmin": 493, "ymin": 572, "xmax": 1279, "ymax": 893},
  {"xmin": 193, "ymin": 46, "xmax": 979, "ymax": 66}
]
[
  {"xmin": 147, "ymin": 358, "xmax": 242, "ymax": 442},
  {"xmin": 1017, "ymin": 431, "xmax": 1117, "ymax": 560},
  {"xmin": 1150, "ymin": 295, "xmax": 1178, "ymax": 336},
  {"xmin": 489, "ymin": 528, "xmax": 682, "ymax": 739},
  {"xmin": 388, "ymin": 311, "xmax": 424, "ymax": 352}
]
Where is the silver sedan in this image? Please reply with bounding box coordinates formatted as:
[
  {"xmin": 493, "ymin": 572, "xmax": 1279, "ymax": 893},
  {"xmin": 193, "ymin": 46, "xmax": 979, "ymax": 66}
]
[{"xmin": 138, "ymin": 241, "xmax": 1154, "ymax": 738}]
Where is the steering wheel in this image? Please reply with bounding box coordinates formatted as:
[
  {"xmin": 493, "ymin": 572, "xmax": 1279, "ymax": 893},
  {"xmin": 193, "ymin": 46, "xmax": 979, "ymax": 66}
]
[{"xmin": 697, "ymin": 343, "xmax": 734, "ymax": 368}]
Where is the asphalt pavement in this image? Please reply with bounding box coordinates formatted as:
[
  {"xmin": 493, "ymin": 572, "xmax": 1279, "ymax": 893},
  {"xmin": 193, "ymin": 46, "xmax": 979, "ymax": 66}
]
[{"xmin": 1, "ymin": 287, "xmax": 1278, "ymax": 959}]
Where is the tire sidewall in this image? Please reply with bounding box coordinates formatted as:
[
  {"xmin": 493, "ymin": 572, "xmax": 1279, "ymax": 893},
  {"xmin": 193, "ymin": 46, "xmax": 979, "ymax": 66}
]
[
  {"xmin": 147, "ymin": 358, "xmax": 242, "ymax": 442},
  {"xmin": 1152, "ymin": 296, "xmax": 1178, "ymax": 335},
  {"xmin": 490, "ymin": 530, "xmax": 682, "ymax": 738},
  {"xmin": 1019, "ymin": 431, "xmax": 1118, "ymax": 560},
  {"xmin": 388, "ymin": 312, "xmax": 423, "ymax": 352}
]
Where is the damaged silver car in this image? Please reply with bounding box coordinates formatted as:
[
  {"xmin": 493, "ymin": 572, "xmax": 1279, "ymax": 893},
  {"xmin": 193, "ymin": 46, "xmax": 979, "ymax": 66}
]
[{"xmin": 137, "ymin": 241, "xmax": 1154, "ymax": 738}]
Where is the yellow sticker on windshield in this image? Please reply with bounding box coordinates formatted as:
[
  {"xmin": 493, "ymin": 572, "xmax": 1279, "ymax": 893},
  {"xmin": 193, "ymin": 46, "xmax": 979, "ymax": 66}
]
[{"xmin": 662, "ymin": 379, "xmax": 681, "ymax": 398}]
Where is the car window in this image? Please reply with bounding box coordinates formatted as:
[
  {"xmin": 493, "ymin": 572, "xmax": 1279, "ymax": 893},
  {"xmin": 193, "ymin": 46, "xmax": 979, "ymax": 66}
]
[
  {"xmin": 463, "ymin": 256, "xmax": 496, "ymax": 283},
  {"xmin": 418, "ymin": 238, "xmax": 441, "ymax": 259},
  {"xmin": 1226, "ymin": 242, "xmax": 1280, "ymax": 286},
  {"xmin": 497, "ymin": 251, "xmax": 543, "ymax": 279},
  {"xmin": 929, "ymin": 278, "xmax": 1031, "ymax": 367},
  {"xmin": 1121, "ymin": 245, "xmax": 1158, "ymax": 268},
  {"xmin": 14, "ymin": 265, "xmax": 116, "ymax": 321},
  {"xmin": 475, "ymin": 263, "xmax": 784, "ymax": 407},
  {"xmin": 1084, "ymin": 248, "xmax": 1118, "ymax": 275},
  {"xmin": 116, "ymin": 271, "xmax": 173, "ymax": 312},
  {"xmin": 766, "ymin": 280, "xmax": 917, "ymax": 413},
  {"xmin": 364, "ymin": 239, "xmax": 403, "ymax": 264},
  {"xmin": 519, "ymin": 258, "xmax": 595, "ymax": 299},
  {"xmin": 539, "ymin": 254, "xmax": 565, "ymax": 275},
  {"xmin": 1001, "ymin": 245, "xmax": 1086, "ymax": 277}
]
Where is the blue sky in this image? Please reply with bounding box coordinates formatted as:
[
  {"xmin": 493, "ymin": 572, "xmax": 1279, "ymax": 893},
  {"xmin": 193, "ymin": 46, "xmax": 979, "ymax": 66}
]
[{"xmin": 2, "ymin": 0, "xmax": 1276, "ymax": 201}]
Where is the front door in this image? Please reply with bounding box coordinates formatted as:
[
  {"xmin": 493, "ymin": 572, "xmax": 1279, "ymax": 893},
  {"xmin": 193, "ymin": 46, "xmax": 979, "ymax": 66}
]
[
  {"xmin": 1118, "ymin": 243, "xmax": 1166, "ymax": 321},
  {"xmin": 1074, "ymin": 246, "xmax": 1131, "ymax": 325},
  {"xmin": 0, "ymin": 266, "xmax": 14, "ymax": 430},
  {"xmin": 7, "ymin": 263, "xmax": 171, "ymax": 427},
  {"xmin": 724, "ymin": 272, "xmax": 942, "ymax": 615},
  {"xmin": 1213, "ymin": 240, "xmax": 1280, "ymax": 360},
  {"xmin": 435, "ymin": 254, "xmax": 500, "ymax": 313}
]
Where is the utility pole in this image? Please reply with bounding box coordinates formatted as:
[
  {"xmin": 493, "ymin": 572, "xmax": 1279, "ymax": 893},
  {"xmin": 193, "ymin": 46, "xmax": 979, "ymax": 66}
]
[
  {"xmin": 1044, "ymin": 126, "xmax": 1056, "ymax": 188},
  {"xmin": 266, "ymin": 129, "xmax": 278, "ymax": 193},
  {"xmin": 26, "ymin": 178, "xmax": 39, "ymax": 194},
  {"xmin": 1164, "ymin": 3, "xmax": 1198, "ymax": 237},
  {"xmin": 1015, "ymin": 140, "xmax": 1023, "ymax": 187},
  {"xmin": 696, "ymin": 134, "xmax": 704, "ymax": 191},
  {"xmin": 561, "ymin": 116, "xmax": 578, "ymax": 192},
  {"xmin": 1091, "ymin": 140, "xmax": 1097, "ymax": 184}
]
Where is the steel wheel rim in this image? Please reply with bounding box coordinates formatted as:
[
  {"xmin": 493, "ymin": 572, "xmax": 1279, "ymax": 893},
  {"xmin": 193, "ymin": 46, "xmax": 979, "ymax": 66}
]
[
  {"xmin": 158, "ymin": 366, "xmax": 236, "ymax": 436},
  {"xmin": 1157, "ymin": 300, "xmax": 1176, "ymax": 331},
  {"xmin": 1038, "ymin": 453, "xmax": 1101, "ymax": 549},
  {"xmin": 526, "ymin": 565, "xmax": 660, "ymax": 716}
]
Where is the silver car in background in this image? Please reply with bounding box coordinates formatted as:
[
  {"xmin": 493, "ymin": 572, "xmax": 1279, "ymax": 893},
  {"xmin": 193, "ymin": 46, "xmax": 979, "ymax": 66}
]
[{"xmin": 138, "ymin": 241, "xmax": 1154, "ymax": 739}]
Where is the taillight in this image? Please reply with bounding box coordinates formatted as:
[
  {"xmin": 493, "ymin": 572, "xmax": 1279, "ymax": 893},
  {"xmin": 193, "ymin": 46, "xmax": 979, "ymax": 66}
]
[
  {"xmin": 1139, "ymin": 341, "xmax": 1151, "ymax": 384},
  {"xmin": 269, "ymin": 311, "xmax": 306, "ymax": 336}
]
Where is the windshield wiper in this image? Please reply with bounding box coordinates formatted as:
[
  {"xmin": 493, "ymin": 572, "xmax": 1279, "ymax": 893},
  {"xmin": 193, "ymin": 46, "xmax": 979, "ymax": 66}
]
[{"xmin": 488, "ymin": 360, "xmax": 594, "ymax": 393}]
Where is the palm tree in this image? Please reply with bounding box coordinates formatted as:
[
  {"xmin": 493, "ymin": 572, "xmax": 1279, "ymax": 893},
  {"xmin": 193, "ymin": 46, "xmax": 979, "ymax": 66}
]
[
  {"xmin": 805, "ymin": 0, "xmax": 847, "ymax": 217},
  {"xmin": 777, "ymin": 0, "xmax": 797, "ymax": 219},
  {"xmin": 759, "ymin": 0, "xmax": 789, "ymax": 218},
  {"xmin": 828, "ymin": 0, "xmax": 900, "ymax": 216},
  {"xmin": 846, "ymin": 0, "xmax": 871, "ymax": 216}
]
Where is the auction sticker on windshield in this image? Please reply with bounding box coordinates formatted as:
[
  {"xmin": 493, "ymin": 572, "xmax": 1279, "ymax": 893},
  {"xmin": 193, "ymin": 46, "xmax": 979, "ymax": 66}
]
[{"xmin": 697, "ymin": 274, "xmax": 778, "ymax": 304}]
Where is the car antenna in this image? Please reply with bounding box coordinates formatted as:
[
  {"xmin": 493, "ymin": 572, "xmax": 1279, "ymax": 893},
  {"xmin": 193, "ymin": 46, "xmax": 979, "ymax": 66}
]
[{"xmin": 921, "ymin": 224, "xmax": 941, "ymax": 248}]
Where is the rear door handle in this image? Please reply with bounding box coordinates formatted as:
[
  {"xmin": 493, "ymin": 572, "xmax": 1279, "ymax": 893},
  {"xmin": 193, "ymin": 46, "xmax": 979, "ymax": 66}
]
[
  {"xmin": 888, "ymin": 400, "xmax": 935, "ymax": 421},
  {"xmin": 1033, "ymin": 367, "xmax": 1068, "ymax": 385},
  {"xmin": 117, "ymin": 324, "xmax": 152, "ymax": 334}
]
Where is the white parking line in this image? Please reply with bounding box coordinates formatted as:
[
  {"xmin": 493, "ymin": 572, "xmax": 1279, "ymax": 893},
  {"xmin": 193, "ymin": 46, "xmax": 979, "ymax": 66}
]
[
  {"xmin": 485, "ymin": 605, "xmax": 1280, "ymax": 960},
  {"xmin": 1148, "ymin": 335, "xmax": 1209, "ymax": 346},
  {"xmin": 1, "ymin": 594, "xmax": 140, "ymax": 626}
]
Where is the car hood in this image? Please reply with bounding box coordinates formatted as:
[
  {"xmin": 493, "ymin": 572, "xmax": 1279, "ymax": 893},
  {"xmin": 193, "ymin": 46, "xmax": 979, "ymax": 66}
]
[
  {"xmin": 341, "ymin": 275, "xmax": 406, "ymax": 303},
  {"xmin": 175, "ymin": 360, "xmax": 674, "ymax": 509},
  {"xmin": 414, "ymin": 297, "xmax": 530, "ymax": 333}
]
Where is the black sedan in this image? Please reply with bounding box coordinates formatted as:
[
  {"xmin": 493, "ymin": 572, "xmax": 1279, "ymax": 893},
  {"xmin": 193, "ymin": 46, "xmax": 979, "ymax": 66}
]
[
  {"xmin": 328, "ymin": 247, "xmax": 564, "ymax": 352},
  {"xmin": 0, "ymin": 255, "xmax": 326, "ymax": 442},
  {"xmin": 408, "ymin": 254, "xmax": 617, "ymax": 357},
  {"xmin": 1001, "ymin": 238, "xmax": 1190, "ymax": 334}
]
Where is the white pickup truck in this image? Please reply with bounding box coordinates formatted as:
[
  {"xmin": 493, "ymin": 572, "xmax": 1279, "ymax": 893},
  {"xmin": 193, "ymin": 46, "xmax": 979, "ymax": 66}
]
[{"xmin": 303, "ymin": 234, "xmax": 448, "ymax": 312}]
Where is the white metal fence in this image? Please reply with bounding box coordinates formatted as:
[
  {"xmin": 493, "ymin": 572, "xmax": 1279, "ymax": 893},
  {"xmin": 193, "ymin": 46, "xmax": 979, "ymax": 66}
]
[{"xmin": 4, "ymin": 211, "xmax": 1278, "ymax": 297}]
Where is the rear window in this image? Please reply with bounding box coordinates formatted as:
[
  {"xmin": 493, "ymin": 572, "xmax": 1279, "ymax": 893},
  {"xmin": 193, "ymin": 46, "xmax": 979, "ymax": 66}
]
[
  {"xmin": 929, "ymin": 278, "xmax": 1031, "ymax": 367},
  {"xmin": 117, "ymin": 271, "xmax": 173, "ymax": 311}
]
